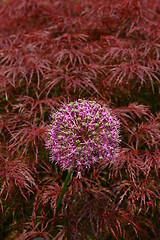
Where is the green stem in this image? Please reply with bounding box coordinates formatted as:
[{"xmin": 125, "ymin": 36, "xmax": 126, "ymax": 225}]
[{"xmin": 56, "ymin": 170, "xmax": 72, "ymax": 212}]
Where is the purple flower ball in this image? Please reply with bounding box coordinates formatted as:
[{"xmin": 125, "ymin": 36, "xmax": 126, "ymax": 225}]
[{"xmin": 46, "ymin": 99, "xmax": 120, "ymax": 176}]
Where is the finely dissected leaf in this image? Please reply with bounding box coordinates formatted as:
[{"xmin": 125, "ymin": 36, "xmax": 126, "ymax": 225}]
[
  {"xmin": 0, "ymin": 155, "xmax": 36, "ymax": 200},
  {"xmin": 8, "ymin": 122, "xmax": 47, "ymax": 161}
]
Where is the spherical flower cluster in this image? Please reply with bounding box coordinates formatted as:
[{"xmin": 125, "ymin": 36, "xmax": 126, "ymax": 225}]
[{"xmin": 46, "ymin": 99, "xmax": 120, "ymax": 177}]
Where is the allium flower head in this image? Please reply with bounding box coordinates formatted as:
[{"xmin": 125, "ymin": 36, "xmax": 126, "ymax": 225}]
[{"xmin": 46, "ymin": 99, "xmax": 120, "ymax": 176}]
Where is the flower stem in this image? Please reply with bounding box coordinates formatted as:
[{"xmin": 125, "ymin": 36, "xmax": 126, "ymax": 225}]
[{"xmin": 56, "ymin": 170, "xmax": 72, "ymax": 212}]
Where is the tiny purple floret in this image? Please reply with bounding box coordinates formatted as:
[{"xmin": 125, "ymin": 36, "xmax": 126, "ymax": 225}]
[{"xmin": 46, "ymin": 99, "xmax": 120, "ymax": 176}]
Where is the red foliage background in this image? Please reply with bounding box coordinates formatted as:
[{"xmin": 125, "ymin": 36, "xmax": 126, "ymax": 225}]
[{"xmin": 0, "ymin": 0, "xmax": 160, "ymax": 239}]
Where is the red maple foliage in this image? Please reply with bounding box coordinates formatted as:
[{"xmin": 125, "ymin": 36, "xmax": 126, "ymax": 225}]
[{"xmin": 0, "ymin": 0, "xmax": 160, "ymax": 239}]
